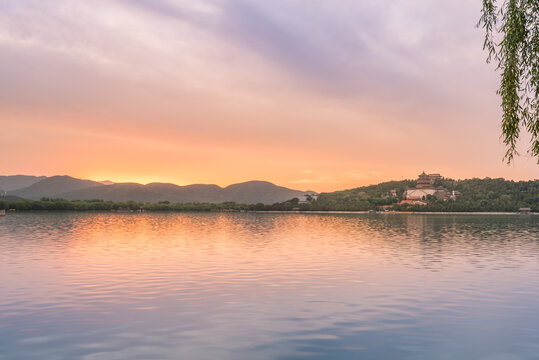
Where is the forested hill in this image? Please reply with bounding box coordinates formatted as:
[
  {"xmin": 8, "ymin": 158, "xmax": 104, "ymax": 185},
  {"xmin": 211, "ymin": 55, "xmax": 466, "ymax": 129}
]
[
  {"xmin": 420, "ymin": 178, "xmax": 539, "ymax": 212},
  {"xmin": 310, "ymin": 178, "xmax": 539, "ymax": 212},
  {"xmin": 311, "ymin": 180, "xmax": 415, "ymax": 211}
]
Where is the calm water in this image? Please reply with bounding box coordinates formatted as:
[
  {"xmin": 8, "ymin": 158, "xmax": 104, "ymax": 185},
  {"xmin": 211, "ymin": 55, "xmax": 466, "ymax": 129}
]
[{"xmin": 1, "ymin": 213, "xmax": 538, "ymax": 360}]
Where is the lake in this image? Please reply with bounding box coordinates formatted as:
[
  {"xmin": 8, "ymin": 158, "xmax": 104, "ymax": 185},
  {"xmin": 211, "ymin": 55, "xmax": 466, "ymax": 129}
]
[{"xmin": 1, "ymin": 212, "xmax": 538, "ymax": 360}]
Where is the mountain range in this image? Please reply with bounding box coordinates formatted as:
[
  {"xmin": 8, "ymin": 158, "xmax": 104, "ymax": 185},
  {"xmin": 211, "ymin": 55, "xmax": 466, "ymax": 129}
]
[
  {"xmin": 0, "ymin": 175, "xmax": 46, "ymax": 192},
  {"xmin": 1, "ymin": 175, "xmax": 315, "ymax": 204}
]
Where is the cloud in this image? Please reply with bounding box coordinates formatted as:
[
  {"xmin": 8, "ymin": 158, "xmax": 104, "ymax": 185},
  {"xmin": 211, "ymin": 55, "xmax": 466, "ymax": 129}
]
[
  {"xmin": 0, "ymin": 0, "xmax": 491, "ymax": 105},
  {"xmin": 1, "ymin": 0, "xmax": 536, "ymax": 189}
]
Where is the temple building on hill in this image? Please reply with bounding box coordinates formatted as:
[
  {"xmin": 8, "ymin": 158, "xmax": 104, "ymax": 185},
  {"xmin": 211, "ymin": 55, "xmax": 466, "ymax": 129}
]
[
  {"xmin": 416, "ymin": 172, "xmax": 441, "ymax": 189},
  {"xmin": 403, "ymin": 172, "xmax": 455, "ymax": 202}
]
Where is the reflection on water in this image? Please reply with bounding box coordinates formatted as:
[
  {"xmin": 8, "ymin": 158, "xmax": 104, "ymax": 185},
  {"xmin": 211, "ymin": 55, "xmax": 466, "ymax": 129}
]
[{"xmin": 0, "ymin": 213, "xmax": 538, "ymax": 360}]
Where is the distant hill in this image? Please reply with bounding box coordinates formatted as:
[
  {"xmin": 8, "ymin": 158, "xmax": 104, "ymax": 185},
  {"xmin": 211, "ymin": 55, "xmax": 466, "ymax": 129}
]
[
  {"xmin": 0, "ymin": 175, "xmax": 46, "ymax": 192},
  {"xmin": 1, "ymin": 194, "xmax": 27, "ymax": 202},
  {"xmin": 59, "ymin": 183, "xmax": 165, "ymax": 202},
  {"xmin": 10, "ymin": 176, "xmax": 103, "ymax": 200},
  {"xmin": 5, "ymin": 176, "xmax": 312, "ymax": 204},
  {"xmin": 221, "ymin": 181, "xmax": 309, "ymax": 204},
  {"xmin": 60, "ymin": 180, "xmax": 309, "ymax": 204},
  {"xmin": 145, "ymin": 183, "xmax": 224, "ymax": 203}
]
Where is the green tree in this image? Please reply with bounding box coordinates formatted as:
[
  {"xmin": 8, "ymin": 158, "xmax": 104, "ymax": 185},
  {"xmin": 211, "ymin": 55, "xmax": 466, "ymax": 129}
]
[{"xmin": 480, "ymin": 0, "xmax": 539, "ymax": 162}]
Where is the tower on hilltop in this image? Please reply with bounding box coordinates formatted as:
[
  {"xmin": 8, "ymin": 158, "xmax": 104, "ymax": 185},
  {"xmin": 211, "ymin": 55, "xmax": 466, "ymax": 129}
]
[{"xmin": 416, "ymin": 172, "xmax": 432, "ymax": 189}]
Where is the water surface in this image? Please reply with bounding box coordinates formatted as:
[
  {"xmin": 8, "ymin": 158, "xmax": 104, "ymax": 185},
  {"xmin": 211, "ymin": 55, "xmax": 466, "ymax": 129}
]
[{"xmin": 1, "ymin": 213, "xmax": 538, "ymax": 359}]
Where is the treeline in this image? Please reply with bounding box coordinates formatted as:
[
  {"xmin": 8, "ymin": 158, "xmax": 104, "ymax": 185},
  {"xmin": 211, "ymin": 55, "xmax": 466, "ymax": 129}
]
[
  {"xmin": 0, "ymin": 198, "xmax": 248, "ymax": 212},
  {"xmin": 0, "ymin": 198, "xmax": 310, "ymax": 212}
]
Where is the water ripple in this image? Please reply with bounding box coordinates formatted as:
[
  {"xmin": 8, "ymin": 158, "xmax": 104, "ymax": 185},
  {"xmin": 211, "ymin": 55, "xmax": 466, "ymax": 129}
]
[{"xmin": 0, "ymin": 213, "xmax": 538, "ymax": 359}]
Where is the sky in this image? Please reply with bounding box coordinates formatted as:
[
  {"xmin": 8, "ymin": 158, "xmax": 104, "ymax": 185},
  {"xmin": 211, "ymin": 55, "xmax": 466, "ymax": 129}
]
[{"xmin": 1, "ymin": 0, "xmax": 538, "ymax": 192}]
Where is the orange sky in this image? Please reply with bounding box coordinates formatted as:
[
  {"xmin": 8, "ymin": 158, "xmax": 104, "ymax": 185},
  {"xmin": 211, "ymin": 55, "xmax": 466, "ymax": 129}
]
[{"xmin": 1, "ymin": 0, "xmax": 537, "ymax": 192}]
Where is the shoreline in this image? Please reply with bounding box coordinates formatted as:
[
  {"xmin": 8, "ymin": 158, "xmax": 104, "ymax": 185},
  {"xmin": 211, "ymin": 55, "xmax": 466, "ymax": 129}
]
[
  {"xmin": 251, "ymin": 210, "xmax": 538, "ymax": 215},
  {"xmin": 1, "ymin": 210, "xmax": 536, "ymax": 216}
]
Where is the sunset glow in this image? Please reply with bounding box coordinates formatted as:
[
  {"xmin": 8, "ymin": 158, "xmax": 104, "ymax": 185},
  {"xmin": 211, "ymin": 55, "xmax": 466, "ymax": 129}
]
[{"xmin": 1, "ymin": 0, "xmax": 537, "ymax": 191}]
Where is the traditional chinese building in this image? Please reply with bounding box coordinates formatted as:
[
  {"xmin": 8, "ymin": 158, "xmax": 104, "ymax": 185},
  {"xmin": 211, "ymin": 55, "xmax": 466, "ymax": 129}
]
[
  {"xmin": 416, "ymin": 172, "xmax": 433, "ymax": 189},
  {"xmin": 416, "ymin": 172, "xmax": 441, "ymax": 189},
  {"xmin": 404, "ymin": 172, "xmax": 452, "ymax": 201}
]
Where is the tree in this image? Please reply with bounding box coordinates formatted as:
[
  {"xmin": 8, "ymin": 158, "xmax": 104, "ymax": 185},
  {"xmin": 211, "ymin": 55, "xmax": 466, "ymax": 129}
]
[{"xmin": 479, "ymin": 0, "xmax": 539, "ymax": 162}]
